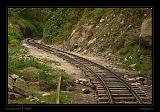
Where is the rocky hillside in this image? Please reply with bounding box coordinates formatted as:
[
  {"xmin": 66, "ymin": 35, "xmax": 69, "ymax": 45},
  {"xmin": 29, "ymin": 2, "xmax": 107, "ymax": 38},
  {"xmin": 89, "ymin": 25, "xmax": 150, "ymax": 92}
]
[
  {"xmin": 63, "ymin": 8, "xmax": 152, "ymax": 76},
  {"xmin": 8, "ymin": 8, "xmax": 152, "ymax": 76}
]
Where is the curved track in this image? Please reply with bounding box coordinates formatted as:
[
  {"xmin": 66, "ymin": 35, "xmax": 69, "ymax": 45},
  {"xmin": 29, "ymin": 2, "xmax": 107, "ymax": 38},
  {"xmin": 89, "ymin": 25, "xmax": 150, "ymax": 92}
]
[{"xmin": 26, "ymin": 38, "xmax": 151, "ymax": 104}]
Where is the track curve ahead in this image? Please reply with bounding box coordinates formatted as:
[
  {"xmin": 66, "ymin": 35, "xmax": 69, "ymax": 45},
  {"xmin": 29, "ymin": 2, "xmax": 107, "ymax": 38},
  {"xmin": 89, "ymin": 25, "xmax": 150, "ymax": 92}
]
[{"xmin": 25, "ymin": 38, "xmax": 151, "ymax": 104}]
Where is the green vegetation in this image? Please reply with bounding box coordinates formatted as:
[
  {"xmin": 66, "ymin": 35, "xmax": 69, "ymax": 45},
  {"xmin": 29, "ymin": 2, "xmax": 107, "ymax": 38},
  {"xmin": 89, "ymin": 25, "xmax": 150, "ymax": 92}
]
[
  {"xmin": 9, "ymin": 83, "xmax": 71, "ymax": 104},
  {"xmin": 8, "ymin": 8, "xmax": 152, "ymax": 75},
  {"xmin": 8, "ymin": 8, "xmax": 152, "ymax": 104},
  {"xmin": 43, "ymin": 8, "xmax": 84, "ymax": 43},
  {"xmin": 118, "ymin": 44, "xmax": 152, "ymax": 75},
  {"xmin": 8, "ymin": 8, "xmax": 152, "ymax": 76},
  {"xmin": 8, "ymin": 24, "xmax": 22, "ymax": 45},
  {"xmin": 8, "ymin": 21, "xmax": 72, "ymax": 104},
  {"xmin": 84, "ymin": 8, "xmax": 152, "ymax": 76}
]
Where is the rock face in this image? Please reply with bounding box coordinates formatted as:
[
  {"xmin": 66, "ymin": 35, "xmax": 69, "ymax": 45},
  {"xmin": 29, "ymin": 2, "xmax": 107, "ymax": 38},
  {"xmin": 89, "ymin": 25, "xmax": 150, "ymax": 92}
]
[
  {"xmin": 69, "ymin": 24, "xmax": 93, "ymax": 48},
  {"xmin": 140, "ymin": 18, "xmax": 152, "ymax": 45}
]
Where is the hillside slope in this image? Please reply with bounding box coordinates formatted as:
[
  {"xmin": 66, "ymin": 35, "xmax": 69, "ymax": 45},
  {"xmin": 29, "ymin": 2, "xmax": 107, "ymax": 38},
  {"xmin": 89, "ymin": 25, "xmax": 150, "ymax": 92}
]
[
  {"xmin": 62, "ymin": 8, "xmax": 152, "ymax": 76},
  {"xmin": 8, "ymin": 8, "xmax": 152, "ymax": 76}
]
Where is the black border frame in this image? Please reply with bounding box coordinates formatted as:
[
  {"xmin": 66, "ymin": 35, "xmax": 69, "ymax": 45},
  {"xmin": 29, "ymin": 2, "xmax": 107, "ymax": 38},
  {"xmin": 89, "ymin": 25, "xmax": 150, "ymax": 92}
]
[{"xmin": 0, "ymin": 1, "xmax": 158, "ymax": 111}]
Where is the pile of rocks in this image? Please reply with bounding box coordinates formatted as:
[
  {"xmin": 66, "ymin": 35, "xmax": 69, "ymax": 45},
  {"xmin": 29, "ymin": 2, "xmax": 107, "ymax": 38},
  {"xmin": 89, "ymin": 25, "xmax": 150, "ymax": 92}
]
[
  {"xmin": 73, "ymin": 78, "xmax": 95, "ymax": 94},
  {"xmin": 74, "ymin": 78, "xmax": 90, "ymax": 86},
  {"xmin": 8, "ymin": 74, "xmax": 48, "ymax": 104},
  {"xmin": 8, "ymin": 74, "xmax": 32, "ymax": 99},
  {"xmin": 124, "ymin": 75, "xmax": 147, "ymax": 85}
]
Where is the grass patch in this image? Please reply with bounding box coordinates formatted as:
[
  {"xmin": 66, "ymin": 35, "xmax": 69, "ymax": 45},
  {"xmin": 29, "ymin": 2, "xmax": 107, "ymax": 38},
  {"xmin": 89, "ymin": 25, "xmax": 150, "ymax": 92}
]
[
  {"xmin": 8, "ymin": 23, "xmax": 72, "ymax": 104},
  {"xmin": 117, "ymin": 44, "xmax": 152, "ymax": 76},
  {"xmin": 9, "ymin": 83, "xmax": 72, "ymax": 104},
  {"xmin": 9, "ymin": 56, "xmax": 72, "ymax": 91},
  {"xmin": 42, "ymin": 58, "xmax": 60, "ymax": 65}
]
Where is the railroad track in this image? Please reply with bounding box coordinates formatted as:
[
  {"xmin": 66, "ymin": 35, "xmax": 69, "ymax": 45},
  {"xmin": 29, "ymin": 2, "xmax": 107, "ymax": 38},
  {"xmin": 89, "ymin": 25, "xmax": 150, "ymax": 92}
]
[{"xmin": 25, "ymin": 38, "xmax": 152, "ymax": 104}]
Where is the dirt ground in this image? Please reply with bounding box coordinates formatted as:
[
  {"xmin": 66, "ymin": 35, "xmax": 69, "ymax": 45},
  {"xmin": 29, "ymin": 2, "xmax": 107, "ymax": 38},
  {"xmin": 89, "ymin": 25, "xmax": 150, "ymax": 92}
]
[
  {"xmin": 23, "ymin": 41, "xmax": 98, "ymax": 104},
  {"xmin": 64, "ymin": 84, "xmax": 98, "ymax": 104},
  {"xmin": 23, "ymin": 42, "xmax": 85, "ymax": 80}
]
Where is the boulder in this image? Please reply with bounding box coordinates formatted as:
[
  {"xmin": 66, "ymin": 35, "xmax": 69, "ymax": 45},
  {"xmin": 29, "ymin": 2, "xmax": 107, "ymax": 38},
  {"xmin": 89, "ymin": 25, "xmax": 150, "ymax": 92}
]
[
  {"xmin": 78, "ymin": 78, "xmax": 88, "ymax": 85},
  {"xmin": 82, "ymin": 88, "xmax": 90, "ymax": 94},
  {"xmin": 136, "ymin": 77, "xmax": 146, "ymax": 84},
  {"xmin": 127, "ymin": 78, "xmax": 136, "ymax": 82},
  {"xmin": 140, "ymin": 18, "xmax": 152, "ymax": 45}
]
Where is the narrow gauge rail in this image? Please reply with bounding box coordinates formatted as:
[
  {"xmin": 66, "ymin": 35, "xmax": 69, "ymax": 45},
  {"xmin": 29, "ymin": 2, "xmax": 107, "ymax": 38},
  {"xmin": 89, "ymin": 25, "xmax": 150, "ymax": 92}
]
[{"xmin": 26, "ymin": 38, "xmax": 151, "ymax": 104}]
